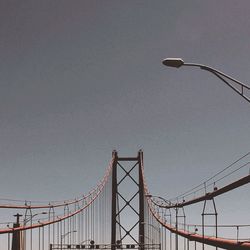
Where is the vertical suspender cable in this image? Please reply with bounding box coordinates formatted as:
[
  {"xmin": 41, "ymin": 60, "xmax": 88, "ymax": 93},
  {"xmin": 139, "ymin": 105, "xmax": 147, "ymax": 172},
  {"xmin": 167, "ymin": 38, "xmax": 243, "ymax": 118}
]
[
  {"xmin": 57, "ymin": 221, "xmax": 59, "ymax": 246},
  {"xmin": 8, "ymin": 232, "xmax": 10, "ymax": 250},
  {"xmin": 42, "ymin": 225, "xmax": 44, "ymax": 250},
  {"xmin": 39, "ymin": 226, "xmax": 41, "ymax": 250}
]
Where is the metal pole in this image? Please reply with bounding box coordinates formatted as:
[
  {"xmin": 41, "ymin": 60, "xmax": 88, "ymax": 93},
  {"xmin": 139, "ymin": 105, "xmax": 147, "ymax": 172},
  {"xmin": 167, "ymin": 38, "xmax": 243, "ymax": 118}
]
[
  {"xmin": 139, "ymin": 151, "xmax": 145, "ymax": 250},
  {"xmin": 61, "ymin": 234, "xmax": 63, "ymax": 250},
  {"xmin": 111, "ymin": 151, "xmax": 118, "ymax": 250},
  {"xmin": 175, "ymin": 208, "xmax": 178, "ymax": 250},
  {"xmin": 162, "ymin": 58, "xmax": 250, "ymax": 104}
]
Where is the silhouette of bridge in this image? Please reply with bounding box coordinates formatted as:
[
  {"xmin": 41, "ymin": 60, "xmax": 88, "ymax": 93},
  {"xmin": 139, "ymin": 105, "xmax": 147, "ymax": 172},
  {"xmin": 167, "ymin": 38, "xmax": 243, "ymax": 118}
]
[{"xmin": 0, "ymin": 151, "xmax": 250, "ymax": 250}]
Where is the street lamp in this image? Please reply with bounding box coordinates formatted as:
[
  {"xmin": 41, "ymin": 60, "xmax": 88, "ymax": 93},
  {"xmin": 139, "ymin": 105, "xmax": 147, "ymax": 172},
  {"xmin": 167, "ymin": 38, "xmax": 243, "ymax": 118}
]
[
  {"xmin": 22, "ymin": 212, "xmax": 48, "ymax": 250},
  {"xmin": 24, "ymin": 212, "xmax": 48, "ymax": 224},
  {"xmin": 162, "ymin": 58, "xmax": 250, "ymax": 104},
  {"xmin": 80, "ymin": 239, "xmax": 95, "ymax": 244},
  {"xmin": 80, "ymin": 239, "xmax": 95, "ymax": 248},
  {"xmin": 61, "ymin": 230, "xmax": 77, "ymax": 250}
]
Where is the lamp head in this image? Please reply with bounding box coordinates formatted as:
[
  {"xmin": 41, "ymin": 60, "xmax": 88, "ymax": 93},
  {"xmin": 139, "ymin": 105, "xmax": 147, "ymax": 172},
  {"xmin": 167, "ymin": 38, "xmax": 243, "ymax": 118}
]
[{"xmin": 162, "ymin": 58, "xmax": 184, "ymax": 68}]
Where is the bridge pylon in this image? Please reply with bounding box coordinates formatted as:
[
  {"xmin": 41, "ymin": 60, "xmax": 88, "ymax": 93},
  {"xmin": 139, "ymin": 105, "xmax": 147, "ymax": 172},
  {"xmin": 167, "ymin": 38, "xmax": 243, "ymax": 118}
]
[{"xmin": 111, "ymin": 151, "xmax": 145, "ymax": 250}]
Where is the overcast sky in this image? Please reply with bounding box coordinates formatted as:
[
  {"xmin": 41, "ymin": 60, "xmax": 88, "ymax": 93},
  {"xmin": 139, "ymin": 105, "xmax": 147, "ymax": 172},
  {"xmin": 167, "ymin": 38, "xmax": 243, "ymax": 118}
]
[{"xmin": 0, "ymin": 0, "xmax": 250, "ymax": 229}]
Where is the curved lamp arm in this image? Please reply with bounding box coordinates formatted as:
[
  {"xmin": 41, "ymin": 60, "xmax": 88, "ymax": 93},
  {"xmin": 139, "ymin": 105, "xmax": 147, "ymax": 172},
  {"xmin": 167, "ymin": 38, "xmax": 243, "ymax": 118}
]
[{"xmin": 162, "ymin": 58, "xmax": 250, "ymax": 104}]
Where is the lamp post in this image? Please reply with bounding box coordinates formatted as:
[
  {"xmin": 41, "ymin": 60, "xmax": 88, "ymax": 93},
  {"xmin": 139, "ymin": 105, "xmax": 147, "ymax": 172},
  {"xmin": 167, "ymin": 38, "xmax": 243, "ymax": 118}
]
[
  {"xmin": 80, "ymin": 239, "xmax": 94, "ymax": 244},
  {"xmin": 24, "ymin": 212, "xmax": 48, "ymax": 224},
  {"xmin": 61, "ymin": 230, "xmax": 77, "ymax": 250},
  {"xmin": 80, "ymin": 239, "xmax": 95, "ymax": 249},
  {"xmin": 23, "ymin": 212, "xmax": 48, "ymax": 250},
  {"xmin": 162, "ymin": 58, "xmax": 250, "ymax": 104}
]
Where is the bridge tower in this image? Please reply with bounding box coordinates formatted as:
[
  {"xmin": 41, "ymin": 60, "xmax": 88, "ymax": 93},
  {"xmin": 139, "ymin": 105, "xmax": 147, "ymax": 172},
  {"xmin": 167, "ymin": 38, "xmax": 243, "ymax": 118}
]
[
  {"xmin": 11, "ymin": 213, "xmax": 23, "ymax": 250},
  {"xmin": 111, "ymin": 150, "xmax": 145, "ymax": 250}
]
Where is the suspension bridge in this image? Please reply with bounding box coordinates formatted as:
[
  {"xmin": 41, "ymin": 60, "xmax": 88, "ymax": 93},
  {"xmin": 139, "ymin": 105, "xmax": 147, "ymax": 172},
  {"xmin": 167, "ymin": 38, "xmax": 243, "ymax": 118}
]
[{"xmin": 0, "ymin": 151, "xmax": 250, "ymax": 250}]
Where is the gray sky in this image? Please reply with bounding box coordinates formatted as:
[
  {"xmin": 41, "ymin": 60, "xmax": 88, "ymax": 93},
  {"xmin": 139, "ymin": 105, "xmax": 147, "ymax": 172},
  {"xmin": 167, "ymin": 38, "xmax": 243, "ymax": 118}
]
[{"xmin": 0, "ymin": 0, "xmax": 250, "ymax": 227}]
